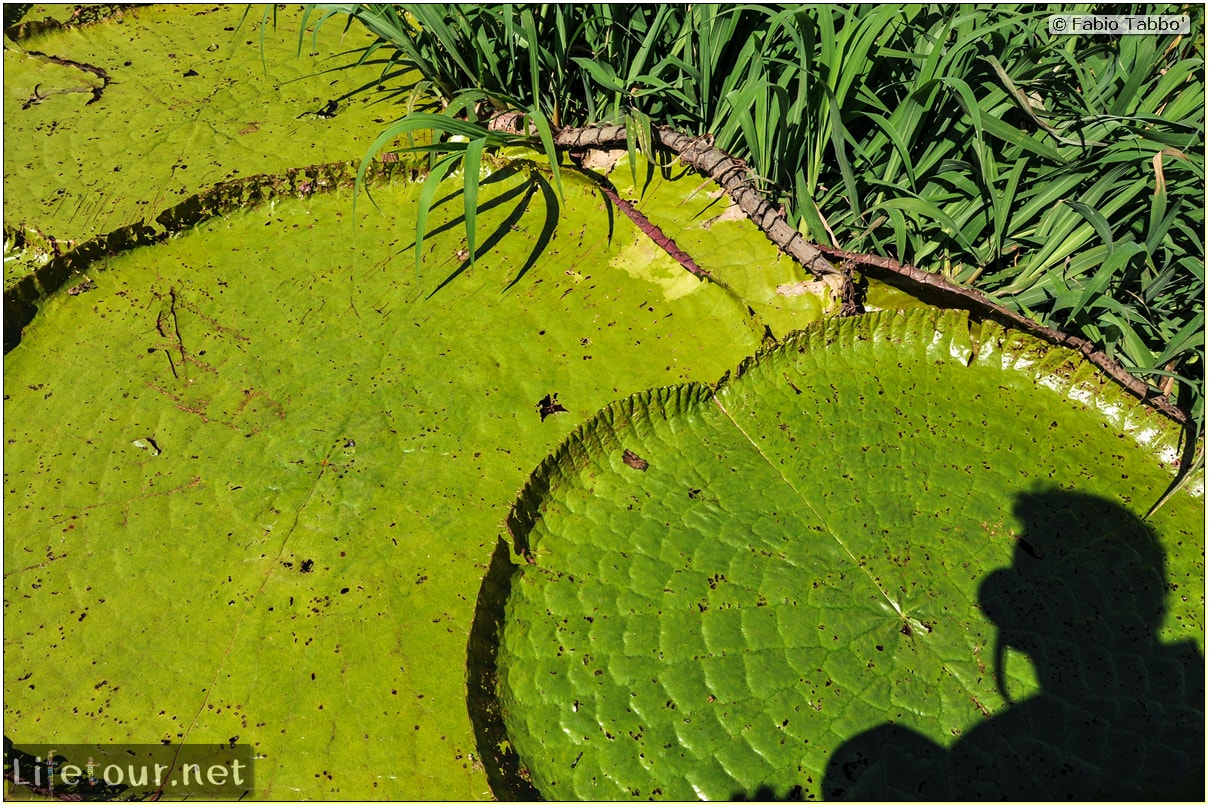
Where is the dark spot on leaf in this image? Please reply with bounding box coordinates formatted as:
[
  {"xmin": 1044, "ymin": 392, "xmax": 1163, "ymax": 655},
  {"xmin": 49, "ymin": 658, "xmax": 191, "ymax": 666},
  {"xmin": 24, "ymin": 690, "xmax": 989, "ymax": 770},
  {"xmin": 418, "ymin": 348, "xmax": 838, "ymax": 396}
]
[
  {"xmin": 537, "ymin": 393, "xmax": 568, "ymax": 421},
  {"xmin": 300, "ymin": 559, "xmax": 314, "ymax": 573}
]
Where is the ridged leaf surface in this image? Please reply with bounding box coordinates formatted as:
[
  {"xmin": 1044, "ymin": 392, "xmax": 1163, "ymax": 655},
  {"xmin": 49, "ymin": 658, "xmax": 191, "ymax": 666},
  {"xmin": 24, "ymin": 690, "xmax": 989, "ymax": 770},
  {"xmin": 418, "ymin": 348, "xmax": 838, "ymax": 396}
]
[{"xmin": 498, "ymin": 309, "xmax": 1204, "ymax": 800}]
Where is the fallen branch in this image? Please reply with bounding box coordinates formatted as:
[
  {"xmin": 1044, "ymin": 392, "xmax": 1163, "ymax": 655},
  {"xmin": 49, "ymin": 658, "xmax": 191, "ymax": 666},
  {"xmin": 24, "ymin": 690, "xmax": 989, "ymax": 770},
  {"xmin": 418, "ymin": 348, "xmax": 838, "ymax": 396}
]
[
  {"xmin": 566, "ymin": 152, "xmax": 711, "ymax": 280},
  {"xmin": 555, "ymin": 125, "xmax": 838, "ymax": 278},
  {"xmin": 551, "ymin": 124, "xmax": 1188, "ymax": 426},
  {"xmin": 816, "ymin": 245, "xmax": 1189, "ymax": 425}
]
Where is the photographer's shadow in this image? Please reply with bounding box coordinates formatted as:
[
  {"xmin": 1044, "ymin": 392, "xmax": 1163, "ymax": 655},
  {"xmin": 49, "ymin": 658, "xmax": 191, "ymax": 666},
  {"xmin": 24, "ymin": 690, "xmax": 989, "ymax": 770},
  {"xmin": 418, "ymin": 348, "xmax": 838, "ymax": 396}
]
[{"xmin": 823, "ymin": 490, "xmax": 1204, "ymax": 800}]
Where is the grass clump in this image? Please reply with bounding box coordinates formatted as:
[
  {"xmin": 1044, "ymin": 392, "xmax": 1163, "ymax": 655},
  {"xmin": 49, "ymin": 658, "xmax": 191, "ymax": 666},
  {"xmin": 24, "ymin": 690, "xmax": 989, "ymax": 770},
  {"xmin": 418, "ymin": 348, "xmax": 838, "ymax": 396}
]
[{"xmin": 307, "ymin": 4, "xmax": 1205, "ymax": 436}]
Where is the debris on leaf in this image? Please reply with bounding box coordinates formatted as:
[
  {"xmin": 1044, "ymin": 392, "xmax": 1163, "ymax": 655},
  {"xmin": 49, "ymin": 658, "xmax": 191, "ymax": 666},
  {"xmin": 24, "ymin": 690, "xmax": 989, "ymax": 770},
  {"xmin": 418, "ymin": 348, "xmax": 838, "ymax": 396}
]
[
  {"xmin": 777, "ymin": 275, "xmax": 846, "ymax": 298},
  {"xmin": 67, "ymin": 277, "xmax": 95, "ymax": 295},
  {"xmin": 700, "ymin": 203, "xmax": 747, "ymax": 229},
  {"xmin": 537, "ymin": 393, "xmax": 568, "ymax": 422},
  {"xmin": 776, "ymin": 275, "xmax": 849, "ymax": 315},
  {"xmin": 622, "ymin": 450, "xmax": 649, "ymax": 471},
  {"xmin": 578, "ymin": 148, "xmax": 626, "ymax": 173},
  {"xmin": 131, "ymin": 437, "xmax": 161, "ymax": 456}
]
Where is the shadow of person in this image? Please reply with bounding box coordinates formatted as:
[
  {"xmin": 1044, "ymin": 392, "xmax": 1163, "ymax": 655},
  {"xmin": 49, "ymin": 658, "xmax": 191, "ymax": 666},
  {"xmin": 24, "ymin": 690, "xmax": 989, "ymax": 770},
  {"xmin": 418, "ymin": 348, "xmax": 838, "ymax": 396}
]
[{"xmin": 823, "ymin": 490, "xmax": 1204, "ymax": 800}]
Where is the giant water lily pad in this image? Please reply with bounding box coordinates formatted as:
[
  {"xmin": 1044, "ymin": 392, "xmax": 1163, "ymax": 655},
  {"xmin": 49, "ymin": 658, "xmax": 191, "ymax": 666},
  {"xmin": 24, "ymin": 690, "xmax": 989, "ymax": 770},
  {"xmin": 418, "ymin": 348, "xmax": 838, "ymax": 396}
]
[
  {"xmin": 2, "ymin": 159, "xmax": 772, "ymax": 797},
  {"xmin": 4, "ymin": 4, "xmax": 413, "ymax": 286},
  {"xmin": 493, "ymin": 309, "xmax": 1204, "ymax": 800}
]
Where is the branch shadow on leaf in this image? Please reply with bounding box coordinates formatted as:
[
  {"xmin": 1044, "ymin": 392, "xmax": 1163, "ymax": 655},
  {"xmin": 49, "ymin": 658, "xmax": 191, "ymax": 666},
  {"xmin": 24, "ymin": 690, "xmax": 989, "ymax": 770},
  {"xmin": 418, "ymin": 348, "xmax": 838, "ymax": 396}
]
[
  {"xmin": 406, "ymin": 166, "xmax": 529, "ymax": 251},
  {"xmin": 425, "ymin": 167, "xmax": 559, "ymax": 300},
  {"xmin": 503, "ymin": 171, "xmax": 559, "ymax": 294},
  {"xmin": 329, "ymin": 63, "xmax": 428, "ymax": 110},
  {"xmin": 279, "ymin": 39, "xmax": 428, "ymax": 112}
]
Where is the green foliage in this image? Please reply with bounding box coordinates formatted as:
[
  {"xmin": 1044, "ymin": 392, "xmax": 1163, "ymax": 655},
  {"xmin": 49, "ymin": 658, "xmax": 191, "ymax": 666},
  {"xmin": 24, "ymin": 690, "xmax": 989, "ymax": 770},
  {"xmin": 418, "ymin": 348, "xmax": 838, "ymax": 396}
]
[
  {"xmin": 497, "ymin": 309, "xmax": 1203, "ymax": 800},
  {"xmin": 302, "ymin": 5, "xmax": 569, "ymax": 274},
  {"xmin": 310, "ymin": 3, "xmax": 1204, "ymax": 432}
]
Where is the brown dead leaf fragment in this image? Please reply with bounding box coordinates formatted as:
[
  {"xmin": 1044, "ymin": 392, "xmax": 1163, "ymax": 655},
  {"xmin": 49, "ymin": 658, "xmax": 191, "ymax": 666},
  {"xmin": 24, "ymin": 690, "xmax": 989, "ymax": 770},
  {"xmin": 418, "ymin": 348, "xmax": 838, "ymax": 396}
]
[
  {"xmin": 622, "ymin": 450, "xmax": 649, "ymax": 471},
  {"xmin": 67, "ymin": 277, "xmax": 95, "ymax": 295}
]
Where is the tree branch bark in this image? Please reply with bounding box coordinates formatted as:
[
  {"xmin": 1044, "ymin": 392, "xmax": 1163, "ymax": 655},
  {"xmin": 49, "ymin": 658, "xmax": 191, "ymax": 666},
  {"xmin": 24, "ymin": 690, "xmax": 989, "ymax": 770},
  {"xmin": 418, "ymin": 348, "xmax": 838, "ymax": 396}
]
[{"xmin": 551, "ymin": 124, "xmax": 1188, "ymax": 426}]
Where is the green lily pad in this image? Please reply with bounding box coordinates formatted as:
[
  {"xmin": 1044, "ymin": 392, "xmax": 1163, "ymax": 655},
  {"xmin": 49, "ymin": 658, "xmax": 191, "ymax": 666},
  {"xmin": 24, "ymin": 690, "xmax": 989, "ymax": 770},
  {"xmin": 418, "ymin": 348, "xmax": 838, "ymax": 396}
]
[
  {"xmin": 3, "ymin": 4, "xmax": 417, "ymax": 288},
  {"xmin": 493, "ymin": 309, "xmax": 1204, "ymax": 800},
  {"xmin": 2, "ymin": 159, "xmax": 766, "ymax": 798}
]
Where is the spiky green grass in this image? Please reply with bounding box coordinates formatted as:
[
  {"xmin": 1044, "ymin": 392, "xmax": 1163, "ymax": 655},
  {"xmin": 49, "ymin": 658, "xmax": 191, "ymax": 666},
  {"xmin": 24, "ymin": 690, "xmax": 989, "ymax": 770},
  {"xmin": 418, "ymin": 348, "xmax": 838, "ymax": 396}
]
[{"xmin": 306, "ymin": 4, "xmax": 1204, "ymax": 440}]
